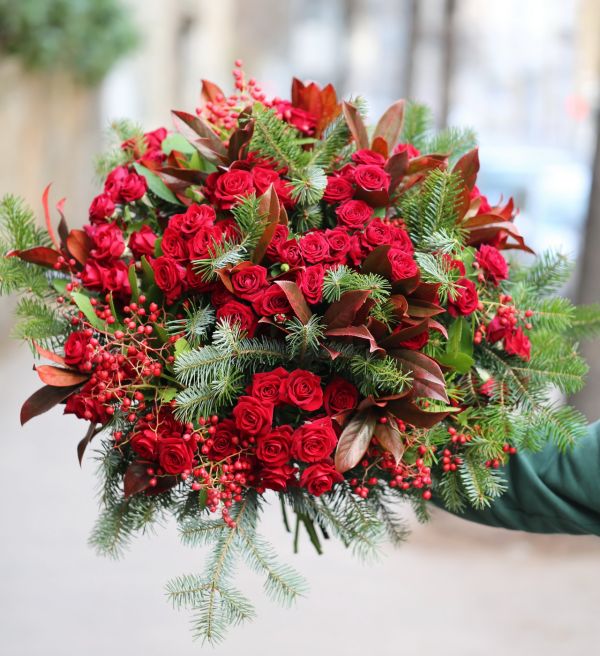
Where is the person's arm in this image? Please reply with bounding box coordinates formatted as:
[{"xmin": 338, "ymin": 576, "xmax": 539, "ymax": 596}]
[{"xmin": 434, "ymin": 420, "xmax": 600, "ymax": 536}]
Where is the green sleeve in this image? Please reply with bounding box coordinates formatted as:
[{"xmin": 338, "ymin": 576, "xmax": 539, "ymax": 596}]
[{"xmin": 434, "ymin": 420, "xmax": 600, "ymax": 536}]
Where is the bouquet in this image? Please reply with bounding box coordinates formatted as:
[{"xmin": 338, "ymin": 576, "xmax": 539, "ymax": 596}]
[{"xmin": 2, "ymin": 62, "xmax": 598, "ymax": 644}]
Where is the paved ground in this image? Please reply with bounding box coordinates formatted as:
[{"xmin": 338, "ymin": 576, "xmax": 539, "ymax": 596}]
[{"xmin": 1, "ymin": 325, "xmax": 599, "ymax": 655}]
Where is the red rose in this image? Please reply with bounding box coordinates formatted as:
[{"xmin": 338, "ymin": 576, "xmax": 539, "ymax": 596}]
[
  {"xmin": 251, "ymin": 166, "xmax": 280, "ymax": 194},
  {"xmin": 85, "ymin": 222, "xmax": 125, "ymax": 261},
  {"xmin": 291, "ymin": 417, "xmax": 337, "ymax": 462},
  {"xmin": 354, "ymin": 165, "xmax": 390, "ymax": 192},
  {"xmin": 250, "ymin": 367, "xmax": 288, "ymax": 405},
  {"xmin": 64, "ymin": 392, "xmax": 109, "ymax": 424},
  {"xmin": 215, "ymin": 217, "xmax": 240, "ymax": 241},
  {"xmin": 216, "ymin": 300, "xmax": 258, "ymax": 337},
  {"xmin": 486, "ymin": 315, "xmax": 509, "ymax": 343},
  {"xmin": 189, "ymin": 226, "xmax": 221, "ymax": 259},
  {"xmin": 231, "ymin": 264, "xmax": 269, "ymax": 301},
  {"xmin": 448, "ymin": 278, "xmax": 479, "ymax": 316},
  {"xmin": 144, "ymin": 127, "xmax": 167, "ymax": 151},
  {"xmin": 441, "ymin": 253, "xmax": 466, "ymax": 276},
  {"xmin": 323, "ymin": 377, "xmax": 359, "ymax": 415},
  {"xmin": 103, "ymin": 261, "xmax": 131, "ymax": 298},
  {"xmin": 393, "ymin": 143, "xmax": 421, "ymax": 159},
  {"xmin": 152, "ymin": 256, "xmax": 186, "ymax": 303},
  {"xmin": 335, "ymin": 200, "xmax": 373, "ymax": 230},
  {"xmin": 80, "ymin": 260, "xmax": 108, "ymax": 291},
  {"xmin": 120, "ymin": 172, "xmax": 147, "ymax": 203},
  {"xmin": 323, "ymin": 175, "xmax": 354, "ymax": 203},
  {"xmin": 297, "ymin": 264, "xmax": 325, "ymax": 304},
  {"xmin": 266, "ymin": 224, "xmax": 290, "ymax": 261},
  {"xmin": 274, "ymin": 178, "xmax": 296, "ymax": 209},
  {"xmin": 211, "ymin": 284, "xmax": 235, "ymax": 307},
  {"xmin": 158, "ymin": 437, "xmax": 194, "ymax": 475},
  {"xmin": 273, "ymin": 100, "xmax": 318, "ymax": 135},
  {"xmin": 299, "ymin": 460, "xmax": 343, "ymax": 496},
  {"xmin": 277, "ymin": 239, "xmax": 304, "ymax": 267},
  {"xmin": 103, "ymin": 166, "xmax": 129, "ymax": 201},
  {"xmin": 214, "ymin": 169, "xmax": 254, "ymax": 209},
  {"xmin": 397, "ymin": 330, "xmax": 429, "ymax": 350},
  {"xmin": 207, "ymin": 419, "xmax": 239, "ymax": 460},
  {"xmin": 470, "ymin": 186, "xmax": 491, "ymax": 214},
  {"xmin": 259, "ymin": 463, "xmax": 298, "ymax": 491},
  {"xmin": 129, "ymin": 225, "xmax": 157, "ymax": 259},
  {"xmin": 300, "ymin": 232, "xmax": 330, "ymax": 264},
  {"xmin": 283, "ymin": 369, "xmax": 323, "ymax": 411},
  {"xmin": 347, "ymin": 234, "xmax": 366, "ymax": 266},
  {"xmin": 186, "ymin": 264, "xmax": 214, "ymax": 293},
  {"xmin": 324, "ymin": 228, "xmax": 350, "ymax": 263},
  {"xmin": 361, "ymin": 218, "xmax": 392, "ymax": 250},
  {"xmin": 256, "ymin": 425, "xmax": 293, "ymax": 465},
  {"xmin": 388, "ymin": 247, "xmax": 419, "ymax": 282},
  {"xmin": 130, "ymin": 429, "xmax": 158, "ymax": 460},
  {"xmin": 64, "ymin": 331, "xmax": 91, "ymax": 368},
  {"xmin": 390, "ymin": 226, "xmax": 414, "ymax": 254},
  {"xmin": 476, "ymin": 245, "xmax": 508, "ymax": 285},
  {"xmin": 253, "ymin": 285, "xmax": 292, "ymax": 317},
  {"xmin": 88, "ymin": 193, "xmax": 115, "ymax": 224},
  {"xmin": 161, "ymin": 226, "xmax": 189, "ymax": 261},
  {"xmin": 170, "ymin": 204, "xmax": 216, "ymax": 236},
  {"xmin": 504, "ymin": 327, "xmax": 531, "ymax": 361},
  {"xmin": 352, "ymin": 149, "xmax": 387, "ymax": 166},
  {"xmin": 232, "ymin": 396, "xmax": 273, "ymax": 436}
]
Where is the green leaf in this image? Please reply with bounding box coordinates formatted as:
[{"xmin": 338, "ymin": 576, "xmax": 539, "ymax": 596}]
[
  {"xmin": 71, "ymin": 292, "xmax": 107, "ymax": 332},
  {"xmin": 439, "ymin": 317, "xmax": 474, "ymax": 373},
  {"xmin": 158, "ymin": 387, "xmax": 179, "ymax": 402},
  {"xmin": 140, "ymin": 255, "xmax": 155, "ymax": 287},
  {"xmin": 174, "ymin": 337, "xmax": 191, "ymax": 357},
  {"xmin": 161, "ymin": 133, "xmax": 197, "ymax": 155},
  {"xmin": 128, "ymin": 264, "xmax": 139, "ymax": 301},
  {"xmin": 52, "ymin": 278, "xmax": 69, "ymax": 295},
  {"xmin": 133, "ymin": 162, "xmax": 182, "ymax": 205}
]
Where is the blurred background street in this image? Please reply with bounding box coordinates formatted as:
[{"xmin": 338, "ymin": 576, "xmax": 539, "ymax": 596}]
[{"xmin": 1, "ymin": 0, "xmax": 600, "ymax": 654}]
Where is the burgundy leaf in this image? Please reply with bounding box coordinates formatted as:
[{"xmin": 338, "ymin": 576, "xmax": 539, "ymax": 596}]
[
  {"xmin": 77, "ymin": 422, "xmax": 98, "ymax": 466},
  {"xmin": 342, "ymin": 101, "xmax": 369, "ymax": 149},
  {"xmin": 374, "ymin": 416, "xmax": 405, "ymax": 464},
  {"xmin": 453, "ymin": 148, "xmax": 480, "ymax": 190},
  {"xmin": 32, "ymin": 341, "xmax": 66, "ymax": 366},
  {"xmin": 201, "ymin": 79, "xmax": 226, "ymax": 105},
  {"xmin": 386, "ymin": 397, "xmax": 458, "ymax": 429},
  {"xmin": 372, "ymin": 100, "xmax": 405, "ymax": 150},
  {"xmin": 370, "ymin": 136, "xmax": 389, "ymax": 158},
  {"xmin": 407, "ymin": 298, "xmax": 445, "ymax": 318},
  {"xmin": 334, "ymin": 411, "xmax": 378, "ymax": 473},
  {"xmin": 390, "ymin": 349, "xmax": 449, "ymax": 403},
  {"xmin": 274, "ymin": 280, "xmax": 312, "ymax": 324},
  {"xmin": 324, "ymin": 289, "xmax": 371, "ymax": 329},
  {"xmin": 385, "ymin": 151, "xmax": 409, "ymax": 192},
  {"xmin": 124, "ymin": 461, "xmax": 153, "ymax": 498},
  {"xmin": 228, "ymin": 122, "xmax": 254, "ymax": 162},
  {"xmin": 361, "ymin": 245, "xmax": 393, "ymax": 280},
  {"xmin": 35, "ymin": 365, "xmax": 89, "ymax": 387},
  {"xmin": 66, "ymin": 229, "xmax": 91, "ymax": 266},
  {"xmin": 380, "ymin": 319, "xmax": 429, "ymax": 349},
  {"xmin": 20, "ymin": 383, "xmax": 82, "ymax": 425},
  {"xmin": 8, "ymin": 246, "xmax": 60, "ymax": 268},
  {"xmin": 325, "ymin": 325, "xmax": 382, "ymax": 354},
  {"xmin": 172, "ymin": 110, "xmax": 227, "ymax": 162},
  {"xmin": 42, "ymin": 183, "xmax": 60, "ymax": 249},
  {"xmin": 253, "ymin": 185, "xmax": 281, "ymax": 264}
]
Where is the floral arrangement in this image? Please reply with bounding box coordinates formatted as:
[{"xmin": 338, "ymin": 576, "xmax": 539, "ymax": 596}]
[{"xmin": 2, "ymin": 62, "xmax": 598, "ymax": 644}]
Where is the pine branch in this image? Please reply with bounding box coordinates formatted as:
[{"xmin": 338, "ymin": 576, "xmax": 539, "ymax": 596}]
[
  {"xmin": 285, "ymin": 315, "xmax": 325, "ymax": 361},
  {"xmin": 426, "ymin": 126, "xmax": 477, "ymax": 163},
  {"xmin": 249, "ymin": 104, "xmax": 306, "ymax": 174},
  {"xmin": 509, "ymin": 251, "xmax": 572, "ymax": 296},
  {"xmin": 166, "ymin": 301, "xmax": 215, "ymax": 347},
  {"xmin": 400, "ymin": 101, "xmax": 433, "ymax": 150},
  {"xmin": 322, "ymin": 265, "xmax": 391, "ymax": 304}
]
